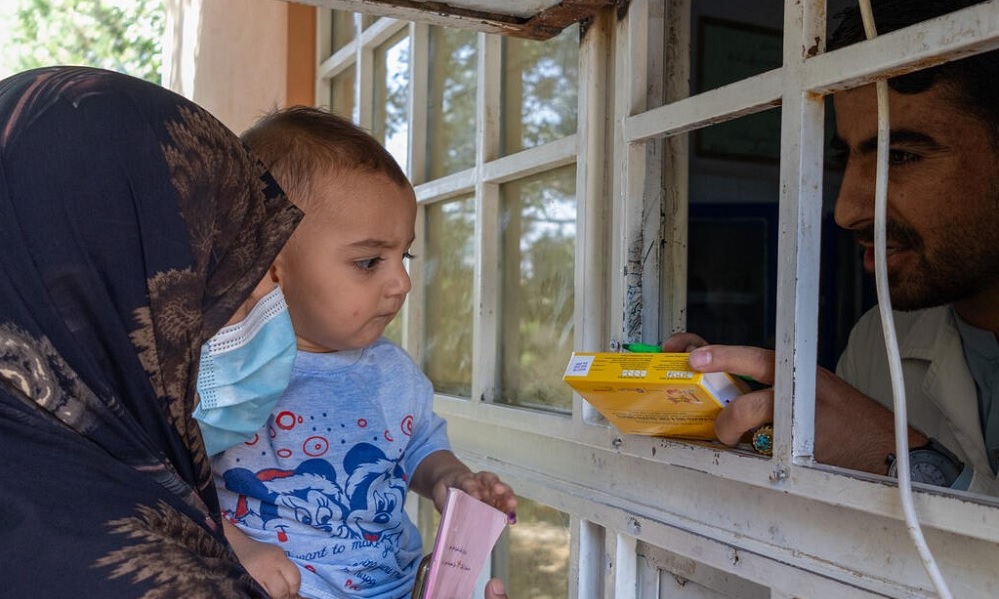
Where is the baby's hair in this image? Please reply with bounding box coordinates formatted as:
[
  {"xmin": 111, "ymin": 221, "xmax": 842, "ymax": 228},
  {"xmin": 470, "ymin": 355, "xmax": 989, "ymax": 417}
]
[{"xmin": 241, "ymin": 106, "xmax": 410, "ymax": 210}]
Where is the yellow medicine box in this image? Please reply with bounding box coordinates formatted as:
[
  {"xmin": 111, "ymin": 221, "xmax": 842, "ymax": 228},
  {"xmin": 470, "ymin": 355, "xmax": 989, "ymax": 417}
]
[{"xmin": 562, "ymin": 352, "xmax": 750, "ymax": 440}]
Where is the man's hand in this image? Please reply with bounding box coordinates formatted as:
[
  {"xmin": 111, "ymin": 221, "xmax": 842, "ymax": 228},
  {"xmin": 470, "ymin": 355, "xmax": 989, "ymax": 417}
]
[
  {"xmin": 663, "ymin": 334, "xmax": 778, "ymax": 446},
  {"xmin": 661, "ymin": 333, "xmax": 928, "ymax": 474},
  {"xmin": 222, "ymin": 519, "xmax": 302, "ymax": 599},
  {"xmin": 684, "ymin": 344, "xmax": 778, "ymax": 446},
  {"xmin": 660, "ymin": 332, "xmax": 710, "ymax": 353}
]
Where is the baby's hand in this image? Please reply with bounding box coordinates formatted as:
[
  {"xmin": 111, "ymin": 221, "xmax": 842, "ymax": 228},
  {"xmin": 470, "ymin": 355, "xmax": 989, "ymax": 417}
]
[
  {"xmin": 223, "ymin": 519, "xmax": 301, "ymax": 599},
  {"xmin": 448, "ymin": 470, "xmax": 518, "ymax": 522},
  {"xmin": 415, "ymin": 451, "xmax": 517, "ymax": 521},
  {"xmin": 240, "ymin": 540, "xmax": 302, "ymax": 599}
]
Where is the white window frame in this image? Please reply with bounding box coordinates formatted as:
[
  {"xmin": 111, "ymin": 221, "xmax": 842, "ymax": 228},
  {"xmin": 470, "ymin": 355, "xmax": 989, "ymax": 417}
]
[{"xmin": 314, "ymin": 1, "xmax": 999, "ymax": 596}]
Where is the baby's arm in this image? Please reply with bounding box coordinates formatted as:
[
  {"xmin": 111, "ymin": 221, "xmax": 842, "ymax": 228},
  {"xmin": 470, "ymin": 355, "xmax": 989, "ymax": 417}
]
[
  {"xmin": 222, "ymin": 518, "xmax": 302, "ymax": 599},
  {"xmin": 410, "ymin": 449, "xmax": 518, "ymax": 518}
]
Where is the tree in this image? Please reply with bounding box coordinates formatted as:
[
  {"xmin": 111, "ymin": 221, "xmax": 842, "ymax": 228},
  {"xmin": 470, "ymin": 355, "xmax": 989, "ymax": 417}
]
[{"xmin": 9, "ymin": 0, "xmax": 164, "ymax": 83}]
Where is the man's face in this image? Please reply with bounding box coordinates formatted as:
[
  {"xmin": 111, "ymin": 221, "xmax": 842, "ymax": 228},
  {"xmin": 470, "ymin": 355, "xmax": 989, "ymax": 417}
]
[
  {"xmin": 271, "ymin": 170, "xmax": 416, "ymax": 353},
  {"xmin": 833, "ymin": 83, "xmax": 999, "ymax": 312}
]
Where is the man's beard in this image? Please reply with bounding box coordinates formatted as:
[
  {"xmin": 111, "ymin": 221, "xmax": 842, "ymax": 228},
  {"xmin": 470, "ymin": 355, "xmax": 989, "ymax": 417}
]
[{"xmin": 859, "ymin": 215, "xmax": 999, "ymax": 312}]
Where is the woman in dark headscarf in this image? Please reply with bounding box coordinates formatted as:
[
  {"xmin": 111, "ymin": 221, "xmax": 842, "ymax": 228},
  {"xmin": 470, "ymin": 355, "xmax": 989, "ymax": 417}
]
[{"xmin": 0, "ymin": 66, "xmax": 301, "ymax": 597}]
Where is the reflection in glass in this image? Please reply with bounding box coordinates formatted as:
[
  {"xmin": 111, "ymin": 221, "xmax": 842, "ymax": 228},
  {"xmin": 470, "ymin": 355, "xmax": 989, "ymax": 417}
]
[
  {"xmin": 424, "ymin": 196, "xmax": 475, "ymax": 397},
  {"xmin": 330, "ymin": 10, "xmax": 354, "ymax": 54},
  {"xmin": 427, "ymin": 26, "xmax": 477, "ymax": 180},
  {"xmin": 503, "ymin": 496, "xmax": 570, "ymax": 599},
  {"xmin": 330, "ymin": 65, "xmax": 356, "ymax": 123},
  {"xmin": 374, "ymin": 31, "xmax": 411, "ymax": 174},
  {"xmin": 499, "ymin": 166, "xmax": 576, "ymax": 410},
  {"xmin": 501, "ymin": 25, "xmax": 579, "ymax": 156}
]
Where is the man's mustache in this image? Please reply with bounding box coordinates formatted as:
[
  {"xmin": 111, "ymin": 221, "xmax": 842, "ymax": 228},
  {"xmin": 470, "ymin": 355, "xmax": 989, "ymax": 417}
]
[{"xmin": 853, "ymin": 221, "xmax": 921, "ymax": 250}]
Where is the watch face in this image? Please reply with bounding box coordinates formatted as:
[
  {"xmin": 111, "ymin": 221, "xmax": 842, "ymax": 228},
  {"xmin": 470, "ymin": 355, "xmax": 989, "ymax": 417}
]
[
  {"xmin": 908, "ymin": 448, "xmax": 962, "ymax": 486},
  {"xmin": 910, "ymin": 461, "xmax": 950, "ymax": 487}
]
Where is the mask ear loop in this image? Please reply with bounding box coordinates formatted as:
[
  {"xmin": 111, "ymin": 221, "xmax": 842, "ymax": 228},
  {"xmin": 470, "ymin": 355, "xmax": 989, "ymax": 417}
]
[
  {"xmin": 858, "ymin": 2, "xmax": 953, "ymax": 597},
  {"xmin": 207, "ymin": 286, "xmax": 289, "ymax": 354}
]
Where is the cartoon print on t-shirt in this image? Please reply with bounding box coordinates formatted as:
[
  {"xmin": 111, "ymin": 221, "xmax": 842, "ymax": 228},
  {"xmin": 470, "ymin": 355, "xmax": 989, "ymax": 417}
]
[{"xmin": 221, "ymin": 442, "xmax": 407, "ymax": 551}]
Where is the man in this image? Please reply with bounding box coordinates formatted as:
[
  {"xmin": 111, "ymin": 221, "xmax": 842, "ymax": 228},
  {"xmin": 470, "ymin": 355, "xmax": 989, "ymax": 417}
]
[{"xmin": 666, "ymin": 0, "xmax": 999, "ymax": 496}]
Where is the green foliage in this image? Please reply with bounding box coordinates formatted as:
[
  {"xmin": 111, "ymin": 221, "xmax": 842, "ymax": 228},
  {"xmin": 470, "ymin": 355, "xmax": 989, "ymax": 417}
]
[{"xmin": 10, "ymin": 0, "xmax": 164, "ymax": 83}]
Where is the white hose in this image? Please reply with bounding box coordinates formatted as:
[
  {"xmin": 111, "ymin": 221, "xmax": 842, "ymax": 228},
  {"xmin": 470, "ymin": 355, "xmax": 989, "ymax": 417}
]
[{"xmin": 857, "ymin": 1, "xmax": 953, "ymax": 596}]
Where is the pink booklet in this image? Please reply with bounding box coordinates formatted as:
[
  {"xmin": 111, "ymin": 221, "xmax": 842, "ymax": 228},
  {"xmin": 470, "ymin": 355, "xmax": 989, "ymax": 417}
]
[{"xmin": 420, "ymin": 487, "xmax": 509, "ymax": 599}]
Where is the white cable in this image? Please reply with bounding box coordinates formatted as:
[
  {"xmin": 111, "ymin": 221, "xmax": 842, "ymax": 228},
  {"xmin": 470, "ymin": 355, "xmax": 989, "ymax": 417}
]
[{"xmin": 856, "ymin": 2, "xmax": 953, "ymax": 597}]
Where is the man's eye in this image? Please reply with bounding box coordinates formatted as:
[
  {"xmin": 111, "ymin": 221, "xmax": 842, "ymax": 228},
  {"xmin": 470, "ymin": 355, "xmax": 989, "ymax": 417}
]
[
  {"xmin": 403, "ymin": 252, "xmax": 416, "ymax": 261},
  {"xmin": 355, "ymin": 257, "xmax": 383, "ymax": 271},
  {"xmin": 888, "ymin": 149, "xmax": 921, "ymax": 165}
]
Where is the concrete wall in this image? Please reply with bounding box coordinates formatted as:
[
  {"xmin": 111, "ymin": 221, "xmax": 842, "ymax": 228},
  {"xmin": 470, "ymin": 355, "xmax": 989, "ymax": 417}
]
[{"xmin": 163, "ymin": 0, "xmax": 288, "ymax": 134}]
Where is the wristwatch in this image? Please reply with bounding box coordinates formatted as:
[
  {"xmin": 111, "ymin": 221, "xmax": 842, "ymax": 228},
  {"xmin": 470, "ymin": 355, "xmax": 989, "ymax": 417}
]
[{"xmin": 886, "ymin": 438, "xmax": 964, "ymax": 487}]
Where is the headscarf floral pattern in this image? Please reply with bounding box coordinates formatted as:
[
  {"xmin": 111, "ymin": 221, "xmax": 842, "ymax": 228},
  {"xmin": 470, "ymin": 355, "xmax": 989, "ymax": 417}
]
[{"xmin": 0, "ymin": 66, "xmax": 301, "ymax": 597}]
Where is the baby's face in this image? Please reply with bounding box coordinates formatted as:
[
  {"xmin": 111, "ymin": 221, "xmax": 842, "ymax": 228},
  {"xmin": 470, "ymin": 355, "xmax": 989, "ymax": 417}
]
[{"xmin": 271, "ymin": 170, "xmax": 416, "ymax": 352}]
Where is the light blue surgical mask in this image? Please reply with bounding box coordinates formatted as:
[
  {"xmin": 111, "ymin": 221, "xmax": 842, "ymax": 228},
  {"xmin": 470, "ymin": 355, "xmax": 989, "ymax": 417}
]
[{"xmin": 193, "ymin": 285, "xmax": 296, "ymax": 456}]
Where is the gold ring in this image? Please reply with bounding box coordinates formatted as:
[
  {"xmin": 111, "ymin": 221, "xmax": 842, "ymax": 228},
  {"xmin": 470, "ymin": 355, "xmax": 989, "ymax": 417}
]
[{"xmin": 752, "ymin": 424, "xmax": 774, "ymax": 456}]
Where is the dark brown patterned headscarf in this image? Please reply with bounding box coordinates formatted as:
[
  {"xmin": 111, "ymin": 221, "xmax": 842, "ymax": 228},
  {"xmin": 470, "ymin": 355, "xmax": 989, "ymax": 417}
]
[{"xmin": 0, "ymin": 66, "xmax": 301, "ymax": 597}]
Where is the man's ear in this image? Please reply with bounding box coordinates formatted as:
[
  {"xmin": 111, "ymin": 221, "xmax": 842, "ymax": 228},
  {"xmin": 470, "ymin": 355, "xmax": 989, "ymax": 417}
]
[{"xmin": 268, "ymin": 261, "xmax": 282, "ymax": 284}]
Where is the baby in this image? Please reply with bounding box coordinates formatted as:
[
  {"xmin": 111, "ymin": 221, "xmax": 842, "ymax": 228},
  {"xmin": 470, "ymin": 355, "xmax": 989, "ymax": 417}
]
[{"xmin": 210, "ymin": 106, "xmax": 517, "ymax": 599}]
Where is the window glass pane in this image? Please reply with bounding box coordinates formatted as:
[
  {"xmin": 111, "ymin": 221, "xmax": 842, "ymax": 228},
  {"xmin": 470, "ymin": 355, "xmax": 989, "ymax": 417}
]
[
  {"xmin": 383, "ymin": 310, "xmax": 403, "ymax": 346},
  {"xmin": 330, "ymin": 64, "xmax": 356, "ymax": 122},
  {"xmin": 686, "ymin": 111, "xmax": 782, "ymax": 357},
  {"xmin": 687, "ymin": 206, "xmax": 775, "ymax": 349},
  {"xmin": 383, "ymin": 238, "xmax": 409, "ymax": 345},
  {"xmin": 499, "ymin": 166, "xmax": 576, "ymax": 411},
  {"xmin": 424, "ymin": 196, "xmax": 475, "ymax": 398},
  {"xmin": 374, "ymin": 31, "xmax": 410, "ymax": 173},
  {"xmin": 426, "ymin": 26, "xmax": 477, "ymax": 180},
  {"xmin": 503, "ymin": 496, "xmax": 570, "ymax": 598},
  {"xmin": 330, "ymin": 10, "xmax": 354, "ymax": 53},
  {"xmin": 501, "ymin": 24, "xmax": 578, "ymax": 155},
  {"xmin": 694, "ymin": 17, "xmax": 782, "ymax": 94}
]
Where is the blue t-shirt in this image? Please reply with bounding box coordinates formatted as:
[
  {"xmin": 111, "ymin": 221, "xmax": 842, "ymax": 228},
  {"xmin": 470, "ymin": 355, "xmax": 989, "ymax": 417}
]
[{"xmin": 212, "ymin": 338, "xmax": 450, "ymax": 599}]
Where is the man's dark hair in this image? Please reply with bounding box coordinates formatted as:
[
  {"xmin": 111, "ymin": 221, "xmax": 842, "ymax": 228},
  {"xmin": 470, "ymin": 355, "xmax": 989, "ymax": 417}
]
[{"xmin": 829, "ymin": 0, "xmax": 999, "ymax": 144}]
